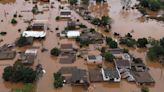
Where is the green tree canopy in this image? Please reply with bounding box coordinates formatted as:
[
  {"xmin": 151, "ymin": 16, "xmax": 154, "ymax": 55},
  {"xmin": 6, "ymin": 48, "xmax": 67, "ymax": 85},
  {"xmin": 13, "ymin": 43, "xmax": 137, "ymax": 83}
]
[
  {"xmin": 50, "ymin": 48, "xmax": 61, "ymax": 56},
  {"xmin": 104, "ymin": 52, "xmax": 115, "ymax": 62}
]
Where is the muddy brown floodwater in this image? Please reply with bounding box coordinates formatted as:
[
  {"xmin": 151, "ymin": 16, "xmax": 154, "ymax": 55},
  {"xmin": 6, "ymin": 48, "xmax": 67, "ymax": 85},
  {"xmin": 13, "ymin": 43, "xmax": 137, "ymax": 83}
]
[{"xmin": 0, "ymin": 0, "xmax": 164, "ymax": 92}]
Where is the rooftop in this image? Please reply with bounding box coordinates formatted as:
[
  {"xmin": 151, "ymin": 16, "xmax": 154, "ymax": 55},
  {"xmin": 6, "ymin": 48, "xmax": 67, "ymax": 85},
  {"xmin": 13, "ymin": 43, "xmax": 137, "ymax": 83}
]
[
  {"xmin": 59, "ymin": 54, "xmax": 76, "ymax": 64},
  {"xmin": 108, "ymin": 48, "xmax": 124, "ymax": 54},
  {"xmin": 131, "ymin": 71, "xmax": 155, "ymax": 84},
  {"xmin": 89, "ymin": 69, "xmax": 103, "ymax": 82},
  {"xmin": 22, "ymin": 31, "xmax": 46, "ymax": 38},
  {"xmin": 71, "ymin": 69, "xmax": 88, "ymax": 84},
  {"xmin": 115, "ymin": 59, "xmax": 131, "ymax": 69},
  {"xmin": 60, "ymin": 44, "xmax": 73, "ymax": 50},
  {"xmin": 104, "ymin": 68, "xmax": 120, "ymax": 79}
]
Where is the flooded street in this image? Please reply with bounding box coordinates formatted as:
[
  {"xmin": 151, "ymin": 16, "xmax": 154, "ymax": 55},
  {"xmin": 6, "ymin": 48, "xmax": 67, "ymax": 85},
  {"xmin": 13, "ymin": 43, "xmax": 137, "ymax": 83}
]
[{"xmin": 0, "ymin": 0, "xmax": 164, "ymax": 92}]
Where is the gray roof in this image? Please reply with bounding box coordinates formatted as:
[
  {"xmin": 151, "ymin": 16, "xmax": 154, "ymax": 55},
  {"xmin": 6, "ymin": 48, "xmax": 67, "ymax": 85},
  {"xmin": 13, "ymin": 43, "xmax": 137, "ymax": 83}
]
[
  {"xmin": 131, "ymin": 71, "xmax": 155, "ymax": 84},
  {"xmin": 67, "ymin": 21, "xmax": 76, "ymax": 27},
  {"xmin": 0, "ymin": 51, "xmax": 16, "ymax": 60},
  {"xmin": 71, "ymin": 69, "xmax": 87, "ymax": 83},
  {"xmin": 104, "ymin": 68, "xmax": 120, "ymax": 79},
  {"xmin": 0, "ymin": 44, "xmax": 16, "ymax": 60},
  {"xmin": 32, "ymin": 23, "xmax": 45, "ymax": 30},
  {"xmin": 108, "ymin": 48, "xmax": 124, "ymax": 54},
  {"xmin": 59, "ymin": 54, "xmax": 76, "ymax": 64},
  {"xmin": 88, "ymin": 55, "xmax": 96, "ymax": 60},
  {"xmin": 21, "ymin": 53, "xmax": 36, "ymax": 65},
  {"xmin": 60, "ymin": 44, "xmax": 73, "ymax": 50},
  {"xmin": 60, "ymin": 12, "xmax": 71, "ymax": 15},
  {"xmin": 115, "ymin": 60, "xmax": 131, "ymax": 69}
]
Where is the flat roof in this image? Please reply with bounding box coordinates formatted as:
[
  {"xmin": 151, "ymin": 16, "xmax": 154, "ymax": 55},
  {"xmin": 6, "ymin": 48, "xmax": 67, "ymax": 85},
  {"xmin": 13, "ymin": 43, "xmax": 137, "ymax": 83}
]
[
  {"xmin": 131, "ymin": 71, "xmax": 155, "ymax": 84},
  {"xmin": 104, "ymin": 68, "xmax": 120, "ymax": 79},
  {"xmin": 60, "ymin": 44, "xmax": 73, "ymax": 49},
  {"xmin": 108, "ymin": 48, "xmax": 124, "ymax": 54},
  {"xmin": 67, "ymin": 31, "xmax": 80, "ymax": 37},
  {"xmin": 115, "ymin": 60, "xmax": 131, "ymax": 68},
  {"xmin": 22, "ymin": 31, "xmax": 46, "ymax": 38}
]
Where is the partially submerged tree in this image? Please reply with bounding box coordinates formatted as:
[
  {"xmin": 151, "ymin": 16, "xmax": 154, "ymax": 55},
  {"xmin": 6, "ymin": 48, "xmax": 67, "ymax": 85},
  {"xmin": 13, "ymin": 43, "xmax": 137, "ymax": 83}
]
[
  {"xmin": 50, "ymin": 47, "xmax": 61, "ymax": 56},
  {"xmin": 104, "ymin": 52, "xmax": 115, "ymax": 62},
  {"xmin": 11, "ymin": 18, "xmax": 17, "ymax": 24},
  {"xmin": 141, "ymin": 86, "xmax": 149, "ymax": 92},
  {"xmin": 147, "ymin": 45, "xmax": 164, "ymax": 61},
  {"xmin": 16, "ymin": 36, "xmax": 29, "ymax": 47},
  {"xmin": 53, "ymin": 72, "xmax": 63, "ymax": 88},
  {"xmin": 3, "ymin": 61, "xmax": 37, "ymax": 83},
  {"xmin": 137, "ymin": 38, "xmax": 148, "ymax": 48}
]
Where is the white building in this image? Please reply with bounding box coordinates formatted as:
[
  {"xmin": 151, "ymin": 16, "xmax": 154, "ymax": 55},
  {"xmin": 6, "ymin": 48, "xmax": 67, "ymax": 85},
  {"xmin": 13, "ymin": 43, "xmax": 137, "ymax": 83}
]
[
  {"xmin": 67, "ymin": 31, "xmax": 80, "ymax": 38},
  {"xmin": 22, "ymin": 31, "xmax": 46, "ymax": 38},
  {"xmin": 101, "ymin": 68, "xmax": 121, "ymax": 82}
]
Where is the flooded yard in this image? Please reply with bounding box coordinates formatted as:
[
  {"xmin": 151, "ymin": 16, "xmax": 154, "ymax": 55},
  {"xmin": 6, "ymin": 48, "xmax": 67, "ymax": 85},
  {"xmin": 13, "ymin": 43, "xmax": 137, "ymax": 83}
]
[{"xmin": 0, "ymin": 0, "xmax": 164, "ymax": 92}]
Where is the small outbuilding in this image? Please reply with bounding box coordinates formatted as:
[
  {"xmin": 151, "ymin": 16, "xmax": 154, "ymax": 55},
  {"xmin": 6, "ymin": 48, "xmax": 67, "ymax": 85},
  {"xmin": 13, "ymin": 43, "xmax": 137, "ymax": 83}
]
[{"xmin": 86, "ymin": 55, "xmax": 103, "ymax": 64}]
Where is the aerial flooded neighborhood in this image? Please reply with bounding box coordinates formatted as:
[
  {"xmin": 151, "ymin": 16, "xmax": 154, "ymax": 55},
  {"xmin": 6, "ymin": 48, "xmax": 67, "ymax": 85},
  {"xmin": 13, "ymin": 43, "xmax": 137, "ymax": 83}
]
[{"xmin": 0, "ymin": 0, "xmax": 164, "ymax": 92}]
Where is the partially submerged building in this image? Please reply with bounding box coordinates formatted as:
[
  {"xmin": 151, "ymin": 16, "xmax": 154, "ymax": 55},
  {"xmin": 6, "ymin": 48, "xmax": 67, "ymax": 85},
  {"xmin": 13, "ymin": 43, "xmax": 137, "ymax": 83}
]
[
  {"xmin": 108, "ymin": 48, "xmax": 124, "ymax": 58},
  {"xmin": 22, "ymin": 20, "xmax": 48, "ymax": 38},
  {"xmin": 71, "ymin": 68, "xmax": 89, "ymax": 86},
  {"xmin": 101, "ymin": 68, "xmax": 121, "ymax": 82},
  {"xmin": 0, "ymin": 44, "xmax": 16, "ymax": 60},
  {"xmin": 86, "ymin": 55, "xmax": 103, "ymax": 64},
  {"xmin": 60, "ymin": 44, "xmax": 73, "ymax": 51},
  {"xmin": 59, "ymin": 54, "xmax": 76, "ymax": 64},
  {"xmin": 131, "ymin": 71, "xmax": 155, "ymax": 85},
  {"xmin": 114, "ymin": 59, "xmax": 131, "ymax": 69},
  {"xmin": 79, "ymin": 30, "xmax": 105, "ymax": 44},
  {"xmin": 58, "ymin": 67, "xmax": 89, "ymax": 86},
  {"xmin": 20, "ymin": 49, "xmax": 38, "ymax": 65}
]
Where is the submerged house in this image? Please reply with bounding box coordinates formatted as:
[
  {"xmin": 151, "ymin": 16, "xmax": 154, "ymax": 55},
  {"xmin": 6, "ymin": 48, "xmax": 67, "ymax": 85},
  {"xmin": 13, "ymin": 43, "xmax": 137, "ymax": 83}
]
[
  {"xmin": 131, "ymin": 71, "xmax": 155, "ymax": 85},
  {"xmin": 0, "ymin": 44, "xmax": 16, "ymax": 60},
  {"xmin": 20, "ymin": 49, "xmax": 37, "ymax": 65},
  {"xmin": 79, "ymin": 30, "xmax": 105, "ymax": 44},
  {"xmin": 108, "ymin": 48, "xmax": 124, "ymax": 58},
  {"xmin": 60, "ymin": 44, "xmax": 74, "ymax": 52},
  {"xmin": 101, "ymin": 68, "xmax": 121, "ymax": 82},
  {"xmin": 114, "ymin": 60, "xmax": 131, "ymax": 69},
  {"xmin": 86, "ymin": 55, "xmax": 103, "ymax": 64},
  {"xmin": 71, "ymin": 68, "xmax": 89, "ymax": 86},
  {"xmin": 22, "ymin": 20, "xmax": 48, "ymax": 38},
  {"xmin": 60, "ymin": 54, "xmax": 76, "ymax": 64}
]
